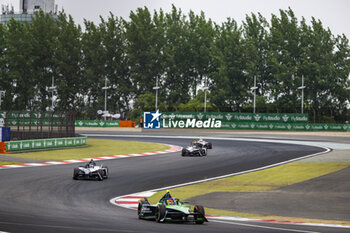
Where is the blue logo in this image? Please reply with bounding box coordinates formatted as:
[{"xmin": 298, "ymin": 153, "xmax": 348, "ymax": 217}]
[{"xmin": 143, "ymin": 110, "xmax": 161, "ymax": 129}]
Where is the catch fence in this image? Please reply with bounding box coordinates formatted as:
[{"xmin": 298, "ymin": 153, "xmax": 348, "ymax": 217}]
[{"xmin": 0, "ymin": 111, "xmax": 76, "ymax": 141}]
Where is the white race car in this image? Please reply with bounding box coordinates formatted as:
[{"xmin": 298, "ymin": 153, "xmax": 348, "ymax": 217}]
[
  {"xmin": 192, "ymin": 138, "xmax": 213, "ymax": 149},
  {"xmin": 181, "ymin": 144, "xmax": 207, "ymax": 157},
  {"xmin": 73, "ymin": 160, "xmax": 108, "ymax": 181}
]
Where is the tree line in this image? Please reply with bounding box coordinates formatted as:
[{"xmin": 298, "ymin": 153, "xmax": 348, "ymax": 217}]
[{"xmin": 0, "ymin": 6, "xmax": 349, "ymax": 123}]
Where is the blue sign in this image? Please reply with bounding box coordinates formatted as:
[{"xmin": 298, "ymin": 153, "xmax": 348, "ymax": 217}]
[
  {"xmin": 0, "ymin": 127, "xmax": 10, "ymax": 142},
  {"xmin": 143, "ymin": 110, "xmax": 161, "ymax": 129}
]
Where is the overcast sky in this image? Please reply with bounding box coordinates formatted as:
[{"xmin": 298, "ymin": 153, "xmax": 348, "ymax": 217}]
[{"xmin": 2, "ymin": 0, "xmax": 350, "ymax": 38}]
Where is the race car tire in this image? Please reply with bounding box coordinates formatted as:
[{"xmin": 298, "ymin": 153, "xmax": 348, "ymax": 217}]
[
  {"xmin": 194, "ymin": 205, "xmax": 205, "ymax": 224},
  {"xmin": 73, "ymin": 168, "xmax": 79, "ymax": 180},
  {"xmin": 156, "ymin": 204, "xmax": 166, "ymax": 223},
  {"xmin": 102, "ymin": 166, "xmax": 109, "ymax": 179},
  {"xmin": 138, "ymin": 200, "xmax": 148, "ymax": 219},
  {"xmin": 199, "ymin": 149, "xmax": 206, "ymax": 157},
  {"xmin": 98, "ymin": 170, "xmax": 103, "ymax": 181},
  {"xmin": 207, "ymin": 143, "xmax": 212, "ymax": 149},
  {"xmin": 181, "ymin": 149, "xmax": 187, "ymax": 156}
]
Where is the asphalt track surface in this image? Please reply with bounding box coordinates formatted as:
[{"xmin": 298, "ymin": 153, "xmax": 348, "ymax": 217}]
[{"xmin": 0, "ymin": 133, "xmax": 348, "ymax": 233}]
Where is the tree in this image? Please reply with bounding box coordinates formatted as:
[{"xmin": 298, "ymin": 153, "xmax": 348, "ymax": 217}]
[
  {"xmin": 242, "ymin": 13, "xmax": 271, "ymax": 112},
  {"xmin": 125, "ymin": 7, "xmax": 164, "ymax": 95},
  {"xmin": 267, "ymin": 8, "xmax": 303, "ymax": 113},
  {"xmin": 0, "ymin": 7, "xmax": 349, "ymax": 122},
  {"xmin": 162, "ymin": 5, "xmax": 192, "ymax": 110},
  {"xmin": 4, "ymin": 19, "xmax": 35, "ymax": 110},
  {"xmin": 54, "ymin": 13, "xmax": 83, "ymax": 112},
  {"xmin": 332, "ymin": 34, "xmax": 350, "ymax": 122},
  {"xmin": 186, "ymin": 10, "xmax": 215, "ymax": 96},
  {"xmin": 210, "ymin": 18, "xmax": 247, "ymax": 112},
  {"xmin": 178, "ymin": 90, "xmax": 214, "ymax": 112},
  {"xmin": 0, "ymin": 23, "xmax": 7, "ymax": 110},
  {"xmin": 99, "ymin": 13, "xmax": 133, "ymax": 115},
  {"xmin": 29, "ymin": 11, "xmax": 59, "ymax": 111},
  {"xmin": 81, "ymin": 20, "xmax": 106, "ymax": 118},
  {"xmin": 300, "ymin": 17, "xmax": 347, "ymax": 122}
]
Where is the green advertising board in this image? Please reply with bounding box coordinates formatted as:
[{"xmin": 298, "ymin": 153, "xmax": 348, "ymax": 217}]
[
  {"xmin": 0, "ymin": 111, "xmax": 68, "ymax": 127},
  {"xmin": 159, "ymin": 112, "xmax": 349, "ymax": 131},
  {"xmin": 6, "ymin": 119, "xmax": 65, "ymax": 127},
  {"xmin": 75, "ymin": 120, "xmax": 119, "ymax": 127},
  {"xmin": 0, "ymin": 111, "xmax": 65, "ymax": 119},
  {"xmin": 6, "ymin": 137, "xmax": 87, "ymax": 152},
  {"xmin": 161, "ymin": 112, "xmax": 308, "ymax": 123},
  {"xmin": 219, "ymin": 122, "xmax": 349, "ymax": 131}
]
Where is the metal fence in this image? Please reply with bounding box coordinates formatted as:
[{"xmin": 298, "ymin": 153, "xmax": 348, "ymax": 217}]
[{"xmin": 0, "ymin": 111, "xmax": 76, "ymax": 141}]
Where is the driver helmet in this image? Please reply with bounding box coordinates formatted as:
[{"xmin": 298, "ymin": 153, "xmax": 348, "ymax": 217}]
[
  {"xmin": 89, "ymin": 159, "xmax": 94, "ymax": 168},
  {"xmin": 167, "ymin": 199, "xmax": 175, "ymax": 205}
]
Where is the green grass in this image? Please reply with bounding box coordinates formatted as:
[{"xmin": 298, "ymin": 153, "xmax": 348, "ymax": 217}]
[
  {"xmin": 7, "ymin": 139, "xmax": 170, "ymax": 161},
  {"xmin": 148, "ymin": 162, "xmax": 350, "ymax": 225},
  {"xmin": 149, "ymin": 163, "xmax": 349, "ymax": 202},
  {"xmin": 0, "ymin": 161, "xmax": 21, "ymax": 166}
]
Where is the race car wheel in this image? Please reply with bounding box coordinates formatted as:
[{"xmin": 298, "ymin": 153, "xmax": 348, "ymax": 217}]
[
  {"xmin": 199, "ymin": 149, "xmax": 206, "ymax": 156},
  {"xmin": 156, "ymin": 204, "xmax": 166, "ymax": 223},
  {"xmin": 138, "ymin": 200, "xmax": 148, "ymax": 219},
  {"xmin": 98, "ymin": 170, "xmax": 103, "ymax": 181},
  {"xmin": 102, "ymin": 166, "xmax": 109, "ymax": 179},
  {"xmin": 194, "ymin": 205, "xmax": 205, "ymax": 224},
  {"xmin": 207, "ymin": 142, "xmax": 213, "ymax": 149},
  {"xmin": 73, "ymin": 168, "xmax": 79, "ymax": 180},
  {"xmin": 181, "ymin": 149, "xmax": 187, "ymax": 156}
]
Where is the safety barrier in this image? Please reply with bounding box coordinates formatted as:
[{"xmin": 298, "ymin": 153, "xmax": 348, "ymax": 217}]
[
  {"xmin": 119, "ymin": 120, "xmax": 135, "ymax": 127},
  {"xmin": 0, "ymin": 142, "xmax": 6, "ymax": 153},
  {"xmin": 75, "ymin": 120, "xmax": 119, "ymax": 127}
]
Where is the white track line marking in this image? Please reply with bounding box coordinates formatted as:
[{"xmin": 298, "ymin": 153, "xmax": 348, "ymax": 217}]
[{"xmin": 210, "ymin": 220, "xmax": 320, "ymax": 233}]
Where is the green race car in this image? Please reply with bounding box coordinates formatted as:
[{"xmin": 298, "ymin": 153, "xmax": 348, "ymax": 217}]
[{"xmin": 138, "ymin": 191, "xmax": 208, "ymax": 224}]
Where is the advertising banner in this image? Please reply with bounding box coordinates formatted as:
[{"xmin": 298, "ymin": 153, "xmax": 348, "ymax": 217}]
[
  {"xmin": 159, "ymin": 112, "xmax": 348, "ymax": 131},
  {"xmin": 1, "ymin": 111, "xmax": 65, "ymax": 119},
  {"xmin": 0, "ymin": 111, "xmax": 68, "ymax": 127},
  {"xmin": 7, "ymin": 119, "xmax": 63, "ymax": 126},
  {"xmin": 220, "ymin": 122, "xmax": 349, "ymax": 131},
  {"xmin": 75, "ymin": 120, "xmax": 119, "ymax": 127},
  {"xmin": 161, "ymin": 112, "xmax": 308, "ymax": 123},
  {"xmin": 6, "ymin": 137, "xmax": 87, "ymax": 152}
]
